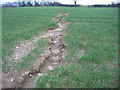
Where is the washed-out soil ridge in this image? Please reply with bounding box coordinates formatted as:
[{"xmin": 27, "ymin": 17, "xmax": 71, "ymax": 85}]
[{"xmin": 2, "ymin": 13, "xmax": 69, "ymax": 88}]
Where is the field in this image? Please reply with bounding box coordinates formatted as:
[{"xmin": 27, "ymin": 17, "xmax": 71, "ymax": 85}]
[{"xmin": 2, "ymin": 7, "xmax": 118, "ymax": 88}]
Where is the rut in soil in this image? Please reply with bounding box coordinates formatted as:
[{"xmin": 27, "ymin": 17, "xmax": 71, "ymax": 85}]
[{"xmin": 2, "ymin": 13, "xmax": 69, "ymax": 88}]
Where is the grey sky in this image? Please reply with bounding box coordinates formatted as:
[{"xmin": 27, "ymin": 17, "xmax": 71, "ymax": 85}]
[{"xmin": 0, "ymin": 0, "xmax": 119, "ymax": 5}]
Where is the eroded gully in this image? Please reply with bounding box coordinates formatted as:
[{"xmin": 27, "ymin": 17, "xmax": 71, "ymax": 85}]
[{"xmin": 2, "ymin": 13, "xmax": 69, "ymax": 89}]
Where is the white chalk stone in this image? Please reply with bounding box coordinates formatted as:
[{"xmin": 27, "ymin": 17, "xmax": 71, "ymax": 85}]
[
  {"xmin": 47, "ymin": 66, "xmax": 53, "ymax": 70},
  {"xmin": 29, "ymin": 74, "xmax": 32, "ymax": 77},
  {"xmin": 38, "ymin": 73, "xmax": 43, "ymax": 77},
  {"xmin": 16, "ymin": 46, "xmax": 19, "ymax": 49},
  {"xmin": 11, "ymin": 78, "xmax": 14, "ymax": 82}
]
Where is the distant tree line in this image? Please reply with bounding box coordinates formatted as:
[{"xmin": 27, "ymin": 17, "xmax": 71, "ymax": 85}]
[
  {"xmin": 2, "ymin": 0, "xmax": 80, "ymax": 7},
  {"xmin": 88, "ymin": 2, "xmax": 120, "ymax": 7},
  {"xmin": 2, "ymin": 0, "xmax": 61, "ymax": 7}
]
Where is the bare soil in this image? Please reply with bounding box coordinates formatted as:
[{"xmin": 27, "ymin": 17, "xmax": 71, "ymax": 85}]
[
  {"xmin": 2, "ymin": 13, "xmax": 69, "ymax": 89},
  {"xmin": 5, "ymin": 33, "xmax": 42, "ymax": 73}
]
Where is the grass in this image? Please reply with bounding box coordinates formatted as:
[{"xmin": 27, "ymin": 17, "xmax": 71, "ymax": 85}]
[
  {"xmin": 2, "ymin": 7, "xmax": 60, "ymax": 70},
  {"xmin": 0, "ymin": 7, "xmax": 2, "ymax": 87},
  {"xmin": 2, "ymin": 6, "xmax": 118, "ymax": 88},
  {"xmin": 11, "ymin": 38, "xmax": 49, "ymax": 74},
  {"xmin": 36, "ymin": 7, "xmax": 118, "ymax": 88},
  {"xmin": 0, "ymin": 7, "xmax": 2, "ymax": 63}
]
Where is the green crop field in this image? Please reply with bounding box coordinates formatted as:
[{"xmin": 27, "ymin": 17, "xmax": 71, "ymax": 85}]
[{"xmin": 2, "ymin": 7, "xmax": 118, "ymax": 88}]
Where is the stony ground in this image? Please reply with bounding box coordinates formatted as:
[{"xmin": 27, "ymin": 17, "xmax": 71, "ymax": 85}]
[{"xmin": 2, "ymin": 13, "xmax": 69, "ymax": 88}]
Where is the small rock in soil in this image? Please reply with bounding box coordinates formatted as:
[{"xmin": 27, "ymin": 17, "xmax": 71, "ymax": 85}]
[
  {"xmin": 47, "ymin": 66, "xmax": 53, "ymax": 70},
  {"xmin": 16, "ymin": 46, "xmax": 19, "ymax": 49},
  {"xmin": 38, "ymin": 73, "xmax": 43, "ymax": 77},
  {"xmin": 10, "ymin": 78, "xmax": 14, "ymax": 82}
]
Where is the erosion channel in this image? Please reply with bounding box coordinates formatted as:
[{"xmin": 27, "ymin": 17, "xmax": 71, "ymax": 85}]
[{"xmin": 2, "ymin": 13, "xmax": 69, "ymax": 88}]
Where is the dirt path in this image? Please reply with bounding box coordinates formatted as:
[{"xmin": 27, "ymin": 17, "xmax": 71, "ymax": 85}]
[{"xmin": 2, "ymin": 13, "xmax": 69, "ymax": 88}]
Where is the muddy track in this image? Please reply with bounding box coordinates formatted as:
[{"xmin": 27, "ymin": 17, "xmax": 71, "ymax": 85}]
[{"xmin": 2, "ymin": 13, "xmax": 69, "ymax": 89}]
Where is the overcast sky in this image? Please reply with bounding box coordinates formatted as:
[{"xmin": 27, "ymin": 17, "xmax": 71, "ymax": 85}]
[{"xmin": 0, "ymin": 0, "xmax": 119, "ymax": 5}]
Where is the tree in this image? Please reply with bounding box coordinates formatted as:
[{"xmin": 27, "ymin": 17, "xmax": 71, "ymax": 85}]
[
  {"xmin": 111, "ymin": 1, "xmax": 115, "ymax": 5},
  {"xmin": 21, "ymin": 0, "xmax": 25, "ymax": 7},
  {"xmin": 73, "ymin": 0, "xmax": 77, "ymax": 5},
  {"xmin": 34, "ymin": 0, "xmax": 39, "ymax": 6},
  {"xmin": 17, "ymin": 0, "xmax": 22, "ymax": 7},
  {"xmin": 3, "ymin": 2, "xmax": 13, "ymax": 7},
  {"xmin": 13, "ymin": 2, "xmax": 18, "ymax": 7},
  {"xmin": 17, "ymin": 0, "xmax": 25, "ymax": 7},
  {"xmin": 26, "ymin": 0, "xmax": 32, "ymax": 6}
]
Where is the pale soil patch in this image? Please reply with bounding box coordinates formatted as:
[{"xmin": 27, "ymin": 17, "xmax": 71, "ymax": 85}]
[
  {"xmin": 2, "ymin": 13, "xmax": 70, "ymax": 88},
  {"xmin": 4, "ymin": 33, "xmax": 46, "ymax": 74},
  {"xmin": 21, "ymin": 13, "xmax": 69, "ymax": 88}
]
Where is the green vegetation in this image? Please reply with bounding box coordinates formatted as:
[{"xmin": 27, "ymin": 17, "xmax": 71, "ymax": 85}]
[
  {"xmin": 0, "ymin": 7, "xmax": 2, "ymax": 82},
  {"xmin": 2, "ymin": 7, "xmax": 59, "ymax": 70},
  {"xmin": 2, "ymin": 7, "xmax": 118, "ymax": 88},
  {"xmin": 36, "ymin": 7, "xmax": 118, "ymax": 88},
  {"xmin": 14, "ymin": 38, "xmax": 50, "ymax": 73},
  {"xmin": 0, "ymin": 7, "xmax": 2, "ymax": 62}
]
